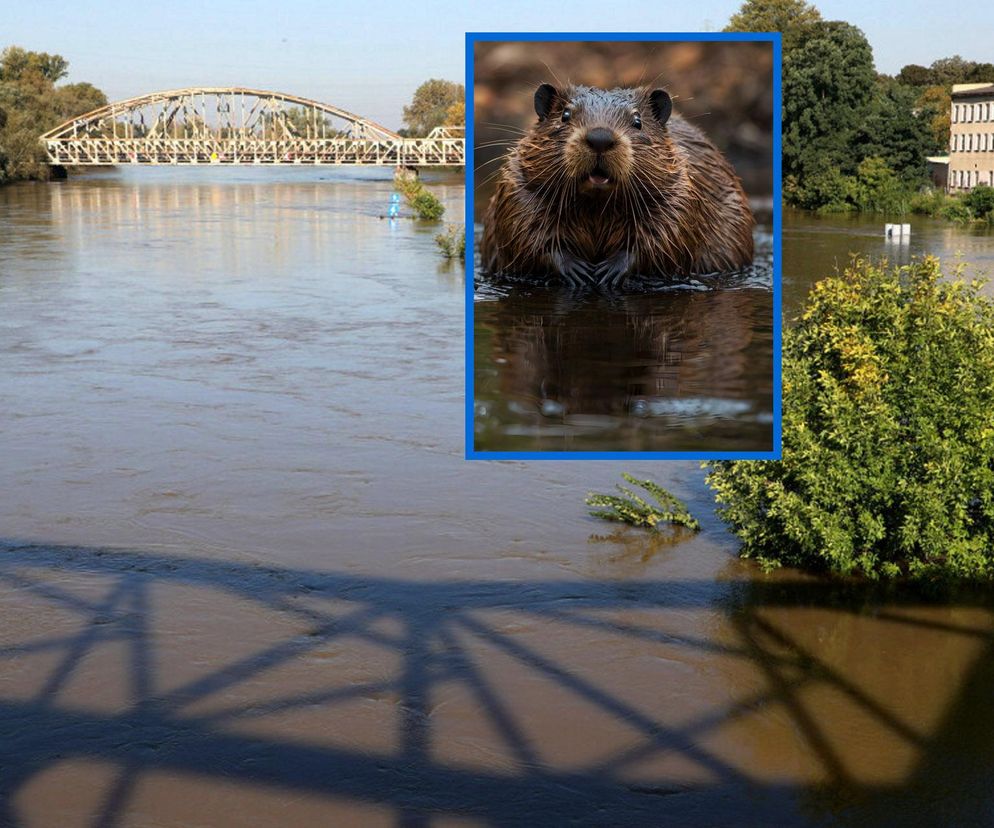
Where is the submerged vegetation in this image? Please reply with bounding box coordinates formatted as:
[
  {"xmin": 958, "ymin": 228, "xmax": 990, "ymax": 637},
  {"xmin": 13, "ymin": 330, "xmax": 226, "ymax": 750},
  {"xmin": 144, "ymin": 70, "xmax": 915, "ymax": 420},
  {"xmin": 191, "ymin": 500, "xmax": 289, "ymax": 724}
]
[
  {"xmin": 0, "ymin": 45, "xmax": 107, "ymax": 184},
  {"xmin": 706, "ymin": 257, "xmax": 994, "ymax": 583},
  {"xmin": 393, "ymin": 169, "xmax": 445, "ymax": 221},
  {"xmin": 908, "ymin": 185, "xmax": 994, "ymax": 225},
  {"xmin": 434, "ymin": 224, "xmax": 465, "ymax": 259},
  {"xmin": 586, "ymin": 474, "xmax": 700, "ymax": 532}
]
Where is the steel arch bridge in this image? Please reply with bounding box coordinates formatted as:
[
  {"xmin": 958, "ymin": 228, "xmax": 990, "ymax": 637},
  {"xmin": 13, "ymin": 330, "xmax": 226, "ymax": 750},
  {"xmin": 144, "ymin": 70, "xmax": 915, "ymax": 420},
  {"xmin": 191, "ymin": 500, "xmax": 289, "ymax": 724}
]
[{"xmin": 41, "ymin": 87, "xmax": 464, "ymax": 167}]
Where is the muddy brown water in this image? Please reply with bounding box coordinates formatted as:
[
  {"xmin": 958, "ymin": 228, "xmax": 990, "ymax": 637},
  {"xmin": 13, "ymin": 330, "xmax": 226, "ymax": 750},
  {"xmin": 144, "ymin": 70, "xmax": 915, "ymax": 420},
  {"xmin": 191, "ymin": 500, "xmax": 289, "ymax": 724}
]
[{"xmin": 2, "ymin": 173, "xmax": 994, "ymax": 826}]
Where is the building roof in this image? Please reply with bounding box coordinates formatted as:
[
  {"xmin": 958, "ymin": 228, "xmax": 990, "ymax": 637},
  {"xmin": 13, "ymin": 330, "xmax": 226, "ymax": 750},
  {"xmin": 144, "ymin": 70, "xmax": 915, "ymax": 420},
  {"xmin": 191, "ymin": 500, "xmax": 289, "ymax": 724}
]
[
  {"xmin": 926, "ymin": 156, "xmax": 949, "ymax": 164},
  {"xmin": 951, "ymin": 82, "xmax": 994, "ymax": 99}
]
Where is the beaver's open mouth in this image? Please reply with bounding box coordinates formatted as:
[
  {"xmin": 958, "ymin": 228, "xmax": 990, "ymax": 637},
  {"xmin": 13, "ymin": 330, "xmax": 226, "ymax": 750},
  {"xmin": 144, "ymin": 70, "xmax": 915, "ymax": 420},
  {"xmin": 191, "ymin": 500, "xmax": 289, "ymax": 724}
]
[{"xmin": 587, "ymin": 166, "xmax": 612, "ymax": 186}]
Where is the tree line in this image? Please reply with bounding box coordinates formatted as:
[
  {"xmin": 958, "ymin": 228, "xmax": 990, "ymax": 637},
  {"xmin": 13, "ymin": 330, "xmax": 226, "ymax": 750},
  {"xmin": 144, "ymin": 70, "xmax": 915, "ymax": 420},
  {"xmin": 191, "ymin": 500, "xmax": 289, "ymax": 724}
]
[{"xmin": 727, "ymin": 0, "xmax": 994, "ymax": 219}]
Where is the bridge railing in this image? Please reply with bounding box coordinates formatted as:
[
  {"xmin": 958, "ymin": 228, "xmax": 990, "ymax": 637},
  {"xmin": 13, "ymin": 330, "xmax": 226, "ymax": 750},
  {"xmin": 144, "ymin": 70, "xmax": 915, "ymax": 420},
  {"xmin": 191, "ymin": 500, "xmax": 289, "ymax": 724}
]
[{"xmin": 44, "ymin": 134, "xmax": 465, "ymax": 167}]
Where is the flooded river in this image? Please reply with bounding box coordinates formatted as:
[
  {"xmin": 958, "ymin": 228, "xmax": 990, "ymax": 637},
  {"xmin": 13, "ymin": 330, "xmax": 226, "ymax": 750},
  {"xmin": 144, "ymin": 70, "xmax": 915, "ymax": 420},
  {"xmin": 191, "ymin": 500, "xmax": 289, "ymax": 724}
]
[{"xmin": 2, "ymin": 172, "xmax": 994, "ymax": 826}]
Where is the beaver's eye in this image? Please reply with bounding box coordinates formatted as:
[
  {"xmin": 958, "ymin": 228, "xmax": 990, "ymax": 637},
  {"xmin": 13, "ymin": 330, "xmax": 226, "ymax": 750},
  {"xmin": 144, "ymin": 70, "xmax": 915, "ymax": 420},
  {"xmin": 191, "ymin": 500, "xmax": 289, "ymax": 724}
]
[
  {"xmin": 561, "ymin": 108, "xmax": 572, "ymax": 123},
  {"xmin": 633, "ymin": 112, "xmax": 642, "ymax": 130}
]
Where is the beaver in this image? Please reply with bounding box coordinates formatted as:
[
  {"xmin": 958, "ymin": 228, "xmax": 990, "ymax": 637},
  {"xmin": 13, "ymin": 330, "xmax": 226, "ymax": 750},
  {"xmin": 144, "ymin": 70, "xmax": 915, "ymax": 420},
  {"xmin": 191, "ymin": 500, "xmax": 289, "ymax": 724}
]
[{"xmin": 480, "ymin": 83, "xmax": 754, "ymax": 287}]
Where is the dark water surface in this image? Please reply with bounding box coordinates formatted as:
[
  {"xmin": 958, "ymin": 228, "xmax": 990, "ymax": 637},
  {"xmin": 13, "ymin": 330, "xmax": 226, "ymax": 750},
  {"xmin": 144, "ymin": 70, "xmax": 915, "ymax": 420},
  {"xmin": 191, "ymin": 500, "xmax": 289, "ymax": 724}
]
[
  {"xmin": 473, "ymin": 228, "xmax": 774, "ymax": 454},
  {"xmin": 2, "ymin": 173, "xmax": 994, "ymax": 826}
]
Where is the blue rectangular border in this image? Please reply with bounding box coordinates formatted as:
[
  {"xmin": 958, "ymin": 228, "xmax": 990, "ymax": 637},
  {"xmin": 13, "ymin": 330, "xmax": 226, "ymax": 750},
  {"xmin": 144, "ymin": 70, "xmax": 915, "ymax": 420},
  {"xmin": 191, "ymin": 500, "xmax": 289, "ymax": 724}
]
[{"xmin": 465, "ymin": 31, "xmax": 783, "ymax": 461}]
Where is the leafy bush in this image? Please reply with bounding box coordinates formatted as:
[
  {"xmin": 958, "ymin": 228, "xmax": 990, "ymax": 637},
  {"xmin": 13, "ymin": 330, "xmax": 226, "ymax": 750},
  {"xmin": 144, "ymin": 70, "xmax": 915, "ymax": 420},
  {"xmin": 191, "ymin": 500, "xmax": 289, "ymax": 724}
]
[
  {"xmin": 964, "ymin": 185, "xmax": 994, "ymax": 221},
  {"xmin": 790, "ymin": 158, "xmax": 915, "ymax": 215},
  {"xmin": 939, "ymin": 199, "xmax": 974, "ymax": 223},
  {"xmin": 793, "ymin": 167, "xmax": 857, "ymax": 212},
  {"xmin": 705, "ymin": 257, "xmax": 994, "ymax": 582},
  {"xmin": 586, "ymin": 474, "xmax": 700, "ymax": 531},
  {"xmin": 853, "ymin": 156, "xmax": 910, "ymax": 214},
  {"xmin": 910, "ymin": 188, "xmax": 992, "ymax": 224},
  {"xmin": 909, "ymin": 187, "xmax": 947, "ymax": 216},
  {"xmin": 410, "ymin": 190, "xmax": 445, "ymax": 221},
  {"xmin": 434, "ymin": 223, "xmax": 465, "ymax": 259}
]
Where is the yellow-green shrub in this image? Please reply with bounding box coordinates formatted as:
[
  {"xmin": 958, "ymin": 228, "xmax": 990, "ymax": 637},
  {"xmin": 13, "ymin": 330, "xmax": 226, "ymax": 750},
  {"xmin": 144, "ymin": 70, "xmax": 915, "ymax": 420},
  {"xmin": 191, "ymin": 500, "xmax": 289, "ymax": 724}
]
[{"xmin": 705, "ymin": 257, "xmax": 994, "ymax": 582}]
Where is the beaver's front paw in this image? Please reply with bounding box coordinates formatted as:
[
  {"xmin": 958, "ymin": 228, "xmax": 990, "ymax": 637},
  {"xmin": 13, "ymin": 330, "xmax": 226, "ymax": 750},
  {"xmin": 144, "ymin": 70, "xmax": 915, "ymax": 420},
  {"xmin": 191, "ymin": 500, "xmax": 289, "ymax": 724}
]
[
  {"xmin": 550, "ymin": 251, "xmax": 596, "ymax": 288},
  {"xmin": 593, "ymin": 251, "xmax": 635, "ymax": 289}
]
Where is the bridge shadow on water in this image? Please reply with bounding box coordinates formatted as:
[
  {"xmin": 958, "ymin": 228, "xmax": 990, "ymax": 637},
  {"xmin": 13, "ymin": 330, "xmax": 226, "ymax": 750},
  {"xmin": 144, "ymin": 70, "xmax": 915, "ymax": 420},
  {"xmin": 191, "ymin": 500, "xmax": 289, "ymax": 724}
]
[{"xmin": 1, "ymin": 541, "xmax": 994, "ymax": 827}]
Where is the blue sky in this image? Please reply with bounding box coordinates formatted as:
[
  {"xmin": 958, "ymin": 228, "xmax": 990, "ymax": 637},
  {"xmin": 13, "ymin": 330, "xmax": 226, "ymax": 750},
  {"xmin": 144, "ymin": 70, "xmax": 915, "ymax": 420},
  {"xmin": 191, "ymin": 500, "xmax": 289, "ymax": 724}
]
[{"xmin": 4, "ymin": 0, "xmax": 993, "ymax": 129}]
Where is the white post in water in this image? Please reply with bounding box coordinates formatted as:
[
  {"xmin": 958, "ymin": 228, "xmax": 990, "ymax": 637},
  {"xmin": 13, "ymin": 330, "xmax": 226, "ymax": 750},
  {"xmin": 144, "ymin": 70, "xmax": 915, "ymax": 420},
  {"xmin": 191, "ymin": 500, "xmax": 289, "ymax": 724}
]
[{"xmin": 884, "ymin": 223, "xmax": 911, "ymax": 241}]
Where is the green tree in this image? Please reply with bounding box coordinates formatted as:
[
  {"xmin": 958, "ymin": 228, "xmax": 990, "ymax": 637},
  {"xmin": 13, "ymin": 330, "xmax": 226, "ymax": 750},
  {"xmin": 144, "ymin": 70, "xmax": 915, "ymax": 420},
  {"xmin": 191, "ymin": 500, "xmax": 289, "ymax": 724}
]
[
  {"xmin": 402, "ymin": 79, "xmax": 464, "ymax": 137},
  {"xmin": 898, "ymin": 56, "xmax": 994, "ymax": 87},
  {"xmin": 52, "ymin": 82, "xmax": 106, "ymax": 121},
  {"xmin": 853, "ymin": 79, "xmax": 932, "ymax": 184},
  {"xmin": 782, "ymin": 21, "xmax": 876, "ymax": 189},
  {"xmin": 0, "ymin": 45, "xmax": 107, "ymax": 184},
  {"xmin": 444, "ymin": 100, "xmax": 465, "ymax": 128},
  {"xmin": 852, "ymin": 156, "xmax": 906, "ymax": 212},
  {"xmin": 897, "ymin": 64, "xmax": 933, "ymax": 86},
  {"xmin": 916, "ymin": 85, "xmax": 952, "ymax": 153},
  {"xmin": 0, "ymin": 46, "xmax": 68, "ymax": 83},
  {"xmin": 930, "ymin": 55, "xmax": 978, "ymax": 86},
  {"xmin": 724, "ymin": 0, "xmax": 822, "ymax": 51}
]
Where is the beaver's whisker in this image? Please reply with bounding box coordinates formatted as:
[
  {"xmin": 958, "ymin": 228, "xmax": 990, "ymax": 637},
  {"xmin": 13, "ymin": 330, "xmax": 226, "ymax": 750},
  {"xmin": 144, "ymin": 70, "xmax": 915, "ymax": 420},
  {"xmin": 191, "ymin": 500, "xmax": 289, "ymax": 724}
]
[{"xmin": 476, "ymin": 123, "xmax": 529, "ymax": 134}]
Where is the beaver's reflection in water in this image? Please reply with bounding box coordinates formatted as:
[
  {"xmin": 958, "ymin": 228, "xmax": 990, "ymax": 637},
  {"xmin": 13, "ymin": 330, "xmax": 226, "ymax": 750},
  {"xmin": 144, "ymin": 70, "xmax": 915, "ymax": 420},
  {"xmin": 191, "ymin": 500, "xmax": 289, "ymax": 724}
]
[{"xmin": 474, "ymin": 283, "xmax": 774, "ymax": 452}]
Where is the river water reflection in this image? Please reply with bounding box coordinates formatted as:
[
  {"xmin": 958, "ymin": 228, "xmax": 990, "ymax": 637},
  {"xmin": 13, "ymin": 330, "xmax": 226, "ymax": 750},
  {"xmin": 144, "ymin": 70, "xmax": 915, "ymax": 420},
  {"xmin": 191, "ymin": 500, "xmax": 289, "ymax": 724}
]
[{"xmin": 2, "ymin": 173, "xmax": 994, "ymax": 826}]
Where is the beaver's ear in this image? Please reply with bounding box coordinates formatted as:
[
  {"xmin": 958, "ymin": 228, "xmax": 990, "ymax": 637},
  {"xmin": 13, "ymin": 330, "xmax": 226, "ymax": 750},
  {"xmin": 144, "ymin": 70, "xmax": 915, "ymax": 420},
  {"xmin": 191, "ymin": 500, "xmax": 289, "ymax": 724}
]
[
  {"xmin": 534, "ymin": 83, "xmax": 559, "ymax": 120},
  {"xmin": 650, "ymin": 89, "xmax": 672, "ymax": 125}
]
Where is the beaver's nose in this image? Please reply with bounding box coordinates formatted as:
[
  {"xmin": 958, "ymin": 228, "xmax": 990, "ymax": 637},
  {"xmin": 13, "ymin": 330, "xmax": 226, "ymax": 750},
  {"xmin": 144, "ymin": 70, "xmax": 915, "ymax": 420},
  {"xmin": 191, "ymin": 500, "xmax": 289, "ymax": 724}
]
[{"xmin": 585, "ymin": 127, "xmax": 616, "ymax": 154}]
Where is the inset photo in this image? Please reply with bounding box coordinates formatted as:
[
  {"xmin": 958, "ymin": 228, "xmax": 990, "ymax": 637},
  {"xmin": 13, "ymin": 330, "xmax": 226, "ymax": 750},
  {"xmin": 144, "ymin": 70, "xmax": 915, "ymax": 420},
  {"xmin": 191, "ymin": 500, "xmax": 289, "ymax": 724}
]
[{"xmin": 467, "ymin": 33, "xmax": 780, "ymax": 459}]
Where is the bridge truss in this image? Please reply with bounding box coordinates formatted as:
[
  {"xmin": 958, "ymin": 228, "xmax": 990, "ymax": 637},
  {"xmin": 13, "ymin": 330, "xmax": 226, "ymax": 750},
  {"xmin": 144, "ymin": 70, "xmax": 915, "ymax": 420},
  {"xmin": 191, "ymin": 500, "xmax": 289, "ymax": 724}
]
[{"xmin": 41, "ymin": 88, "xmax": 464, "ymax": 166}]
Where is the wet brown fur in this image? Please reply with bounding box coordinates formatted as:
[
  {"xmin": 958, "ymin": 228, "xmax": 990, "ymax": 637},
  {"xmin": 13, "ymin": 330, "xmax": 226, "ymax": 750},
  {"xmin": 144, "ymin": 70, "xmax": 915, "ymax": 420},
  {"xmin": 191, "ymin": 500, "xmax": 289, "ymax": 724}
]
[{"xmin": 480, "ymin": 84, "xmax": 754, "ymax": 284}]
